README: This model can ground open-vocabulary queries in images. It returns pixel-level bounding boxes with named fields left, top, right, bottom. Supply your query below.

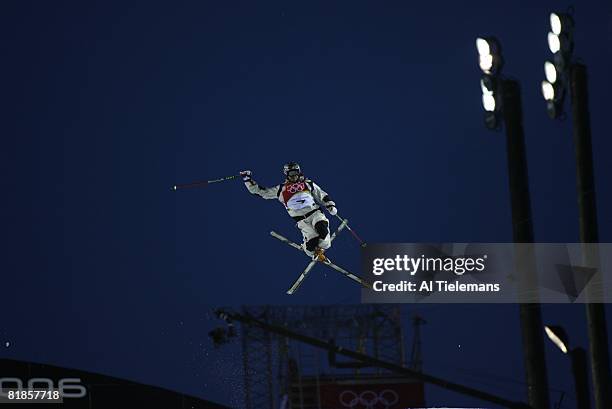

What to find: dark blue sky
left=2, top=1, right=612, bottom=407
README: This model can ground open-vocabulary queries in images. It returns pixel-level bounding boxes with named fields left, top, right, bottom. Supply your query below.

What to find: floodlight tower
left=475, top=36, right=551, bottom=409
left=541, top=11, right=611, bottom=409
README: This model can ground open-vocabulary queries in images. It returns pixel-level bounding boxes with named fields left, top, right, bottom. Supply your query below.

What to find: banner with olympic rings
left=316, top=380, right=425, bottom=409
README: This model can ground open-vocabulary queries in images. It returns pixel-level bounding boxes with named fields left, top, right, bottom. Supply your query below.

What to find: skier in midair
left=240, top=163, right=338, bottom=259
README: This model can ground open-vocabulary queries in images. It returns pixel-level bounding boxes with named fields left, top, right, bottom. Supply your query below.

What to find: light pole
left=476, top=36, right=550, bottom=409
left=545, top=325, right=590, bottom=409
left=541, top=11, right=611, bottom=409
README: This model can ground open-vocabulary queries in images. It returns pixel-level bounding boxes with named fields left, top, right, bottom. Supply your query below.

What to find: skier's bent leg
left=311, top=212, right=331, bottom=250
left=315, top=220, right=329, bottom=239
left=297, top=219, right=318, bottom=257
left=305, top=237, right=320, bottom=252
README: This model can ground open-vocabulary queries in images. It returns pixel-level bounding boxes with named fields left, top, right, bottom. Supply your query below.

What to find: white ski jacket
left=244, top=177, right=336, bottom=219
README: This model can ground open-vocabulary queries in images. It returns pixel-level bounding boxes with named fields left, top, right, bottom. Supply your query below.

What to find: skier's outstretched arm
left=309, top=181, right=338, bottom=215
left=240, top=170, right=280, bottom=200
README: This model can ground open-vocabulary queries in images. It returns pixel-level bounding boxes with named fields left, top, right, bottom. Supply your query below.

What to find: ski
left=320, top=258, right=372, bottom=289
left=286, top=258, right=318, bottom=295
left=270, top=220, right=370, bottom=294
left=270, top=231, right=303, bottom=251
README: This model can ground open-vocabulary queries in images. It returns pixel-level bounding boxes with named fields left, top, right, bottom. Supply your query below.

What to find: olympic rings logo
left=287, top=182, right=305, bottom=194
left=339, top=389, right=399, bottom=409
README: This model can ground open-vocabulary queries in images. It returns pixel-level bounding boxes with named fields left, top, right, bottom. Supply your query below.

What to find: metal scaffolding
left=241, top=306, right=275, bottom=409
left=239, top=305, right=406, bottom=409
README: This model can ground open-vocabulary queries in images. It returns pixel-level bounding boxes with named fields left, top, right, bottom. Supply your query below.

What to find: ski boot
left=313, top=247, right=328, bottom=262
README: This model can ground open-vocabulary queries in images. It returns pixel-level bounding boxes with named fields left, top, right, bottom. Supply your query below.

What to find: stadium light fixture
left=482, top=94, right=496, bottom=112
left=544, top=324, right=591, bottom=409
left=476, top=37, right=503, bottom=75
left=541, top=81, right=555, bottom=101
left=476, top=36, right=503, bottom=130
left=550, top=12, right=574, bottom=36
left=544, top=61, right=557, bottom=84
left=547, top=12, right=575, bottom=57
left=476, top=38, right=490, bottom=56
left=547, top=32, right=561, bottom=54
left=545, top=325, right=569, bottom=354
left=550, top=13, right=562, bottom=35
left=543, top=11, right=575, bottom=119
left=479, top=54, right=494, bottom=73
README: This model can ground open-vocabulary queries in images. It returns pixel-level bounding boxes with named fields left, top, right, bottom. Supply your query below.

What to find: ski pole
left=334, top=214, right=367, bottom=248
left=171, top=175, right=239, bottom=191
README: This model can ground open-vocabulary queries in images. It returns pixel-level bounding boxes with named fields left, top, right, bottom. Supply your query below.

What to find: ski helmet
left=283, top=162, right=301, bottom=181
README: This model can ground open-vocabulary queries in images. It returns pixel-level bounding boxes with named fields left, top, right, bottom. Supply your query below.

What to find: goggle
left=287, top=169, right=300, bottom=177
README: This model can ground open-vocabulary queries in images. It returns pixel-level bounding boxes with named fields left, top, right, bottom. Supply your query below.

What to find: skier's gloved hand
left=240, top=170, right=252, bottom=181
left=323, top=198, right=337, bottom=216
left=326, top=205, right=337, bottom=216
